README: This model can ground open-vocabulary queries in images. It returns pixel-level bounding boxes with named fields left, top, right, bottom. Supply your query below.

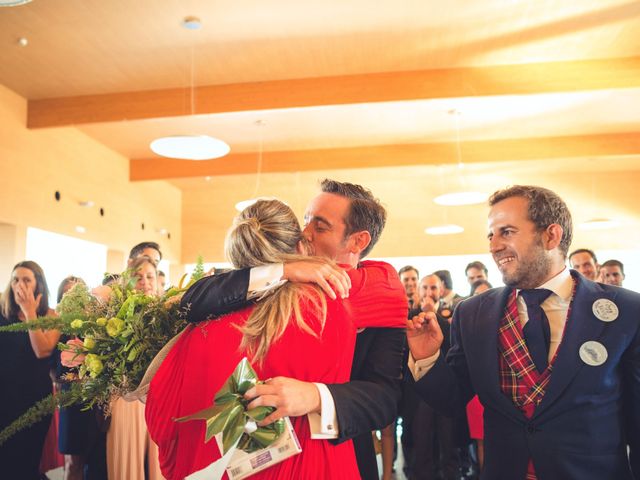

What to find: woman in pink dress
left=146, top=199, right=405, bottom=479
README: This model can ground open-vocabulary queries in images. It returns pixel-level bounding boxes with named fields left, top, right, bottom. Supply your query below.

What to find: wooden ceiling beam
left=29, top=56, right=640, bottom=128
left=129, top=131, right=640, bottom=181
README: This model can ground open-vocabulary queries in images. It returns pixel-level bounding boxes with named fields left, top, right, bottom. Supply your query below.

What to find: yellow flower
left=95, top=317, right=108, bottom=326
left=70, top=319, right=84, bottom=329
left=106, top=317, right=125, bottom=337
left=85, top=354, right=103, bottom=377
left=83, top=337, right=96, bottom=350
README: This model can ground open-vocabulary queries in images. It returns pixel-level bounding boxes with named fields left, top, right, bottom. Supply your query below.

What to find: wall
left=0, top=84, right=182, bottom=284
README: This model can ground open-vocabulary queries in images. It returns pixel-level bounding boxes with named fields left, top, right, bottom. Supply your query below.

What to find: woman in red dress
left=145, top=199, right=404, bottom=479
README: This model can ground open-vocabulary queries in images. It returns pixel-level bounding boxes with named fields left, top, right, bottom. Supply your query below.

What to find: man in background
left=568, top=248, right=598, bottom=281
left=399, top=265, right=421, bottom=311
left=600, top=259, right=625, bottom=287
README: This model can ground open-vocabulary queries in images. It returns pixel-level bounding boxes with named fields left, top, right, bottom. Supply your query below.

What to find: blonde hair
left=225, top=199, right=328, bottom=364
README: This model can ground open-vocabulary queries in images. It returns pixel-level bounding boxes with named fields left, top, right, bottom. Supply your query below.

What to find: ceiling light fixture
left=150, top=17, right=230, bottom=161
left=434, top=191, right=488, bottom=206
left=579, top=218, right=621, bottom=230
left=0, top=0, right=32, bottom=6
left=425, top=224, right=464, bottom=235
left=150, top=135, right=229, bottom=160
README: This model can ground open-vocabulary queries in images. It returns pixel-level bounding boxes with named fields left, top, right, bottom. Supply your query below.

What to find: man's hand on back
left=244, top=377, right=321, bottom=426
left=283, top=260, right=351, bottom=300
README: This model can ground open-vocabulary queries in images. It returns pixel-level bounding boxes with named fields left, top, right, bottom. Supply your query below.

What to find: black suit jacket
left=181, top=268, right=406, bottom=480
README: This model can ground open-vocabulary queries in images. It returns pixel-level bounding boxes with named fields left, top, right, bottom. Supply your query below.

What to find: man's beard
left=501, top=238, right=552, bottom=289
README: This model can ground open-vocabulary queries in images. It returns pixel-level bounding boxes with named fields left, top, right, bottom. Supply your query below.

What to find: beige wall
left=0, top=84, right=182, bottom=284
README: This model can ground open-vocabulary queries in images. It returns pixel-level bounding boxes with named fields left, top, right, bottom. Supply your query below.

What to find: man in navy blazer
left=407, top=185, right=639, bottom=480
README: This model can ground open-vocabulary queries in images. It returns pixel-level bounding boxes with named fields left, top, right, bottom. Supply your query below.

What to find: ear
left=542, top=224, right=563, bottom=251
left=349, top=230, right=372, bottom=255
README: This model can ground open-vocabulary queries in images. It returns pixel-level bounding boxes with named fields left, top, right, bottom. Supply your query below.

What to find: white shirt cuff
left=308, top=383, right=339, bottom=439
left=247, top=264, right=286, bottom=300
left=408, top=350, right=440, bottom=381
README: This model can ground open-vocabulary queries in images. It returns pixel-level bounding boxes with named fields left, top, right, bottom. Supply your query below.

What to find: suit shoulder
left=454, top=287, right=506, bottom=316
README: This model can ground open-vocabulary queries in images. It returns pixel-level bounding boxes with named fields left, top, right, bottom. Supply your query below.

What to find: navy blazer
left=414, top=271, right=640, bottom=480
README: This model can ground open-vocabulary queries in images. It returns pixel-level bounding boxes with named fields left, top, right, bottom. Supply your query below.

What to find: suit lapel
left=533, top=272, right=615, bottom=418
left=474, top=288, right=525, bottom=420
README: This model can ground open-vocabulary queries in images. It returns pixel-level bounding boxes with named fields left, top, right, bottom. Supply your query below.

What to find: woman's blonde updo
left=225, top=199, right=302, bottom=269
left=224, top=199, right=328, bottom=364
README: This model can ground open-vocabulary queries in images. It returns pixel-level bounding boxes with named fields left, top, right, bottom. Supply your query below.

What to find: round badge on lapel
left=579, top=341, right=608, bottom=366
left=592, top=299, right=618, bottom=322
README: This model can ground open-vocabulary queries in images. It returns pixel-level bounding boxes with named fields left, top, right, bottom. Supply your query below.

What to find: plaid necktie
left=520, top=289, right=553, bottom=373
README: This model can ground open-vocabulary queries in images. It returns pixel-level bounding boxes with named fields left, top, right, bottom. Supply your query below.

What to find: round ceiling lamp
left=425, top=224, right=464, bottom=235
left=434, top=191, right=488, bottom=206
left=150, top=135, right=230, bottom=160
left=0, top=0, right=32, bottom=6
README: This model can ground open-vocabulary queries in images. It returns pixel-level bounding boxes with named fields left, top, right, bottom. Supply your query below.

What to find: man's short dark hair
left=601, top=259, right=624, bottom=274
left=465, top=261, right=488, bottom=276
left=489, top=185, right=573, bottom=258
left=320, top=179, right=387, bottom=259
left=569, top=248, right=598, bottom=264
left=399, top=265, right=419, bottom=278
left=433, top=270, right=453, bottom=290
left=129, top=241, right=162, bottom=261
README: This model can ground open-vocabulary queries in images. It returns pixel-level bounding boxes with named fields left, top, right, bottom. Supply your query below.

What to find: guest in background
left=433, top=270, right=462, bottom=319
left=469, top=279, right=492, bottom=297
left=127, top=241, right=162, bottom=267
left=399, top=265, right=420, bottom=310
left=464, top=261, right=488, bottom=287
left=568, top=248, right=599, bottom=281
left=157, top=270, right=167, bottom=294
left=600, top=259, right=625, bottom=287
left=465, top=279, right=493, bottom=473
left=106, top=256, right=164, bottom=480
left=0, top=261, right=59, bottom=480
left=56, top=276, right=107, bottom=480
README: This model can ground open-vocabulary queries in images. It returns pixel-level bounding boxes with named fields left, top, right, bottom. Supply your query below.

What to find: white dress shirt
left=409, top=268, right=573, bottom=381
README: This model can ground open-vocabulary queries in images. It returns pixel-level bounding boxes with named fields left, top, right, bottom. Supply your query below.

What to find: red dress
left=146, top=262, right=407, bottom=480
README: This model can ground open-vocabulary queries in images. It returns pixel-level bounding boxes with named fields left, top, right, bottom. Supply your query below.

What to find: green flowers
left=85, top=354, right=104, bottom=377
left=83, top=337, right=96, bottom=350
left=70, top=319, right=84, bottom=329
left=96, top=317, right=107, bottom=326
left=106, top=317, right=125, bottom=337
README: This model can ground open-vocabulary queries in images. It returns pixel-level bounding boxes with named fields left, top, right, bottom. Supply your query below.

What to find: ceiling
left=1, top=0, right=640, bottom=258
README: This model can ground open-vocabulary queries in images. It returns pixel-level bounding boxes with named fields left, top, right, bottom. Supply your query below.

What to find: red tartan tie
left=520, top=289, right=552, bottom=373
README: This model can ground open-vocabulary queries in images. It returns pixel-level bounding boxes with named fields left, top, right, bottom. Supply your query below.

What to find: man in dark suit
left=406, top=185, right=640, bottom=479
left=181, top=179, right=407, bottom=480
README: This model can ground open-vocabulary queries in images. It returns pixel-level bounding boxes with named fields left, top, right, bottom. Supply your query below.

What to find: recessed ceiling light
left=150, top=135, right=230, bottom=160
left=75, top=226, right=86, bottom=234
left=434, top=192, right=488, bottom=206
left=425, top=224, right=464, bottom=235
left=579, top=218, right=621, bottom=230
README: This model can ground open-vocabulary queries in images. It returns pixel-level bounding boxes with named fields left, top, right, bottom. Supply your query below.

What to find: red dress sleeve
left=344, top=260, right=407, bottom=329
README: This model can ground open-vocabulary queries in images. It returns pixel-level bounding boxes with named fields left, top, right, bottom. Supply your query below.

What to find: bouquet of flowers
left=0, top=264, right=204, bottom=445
